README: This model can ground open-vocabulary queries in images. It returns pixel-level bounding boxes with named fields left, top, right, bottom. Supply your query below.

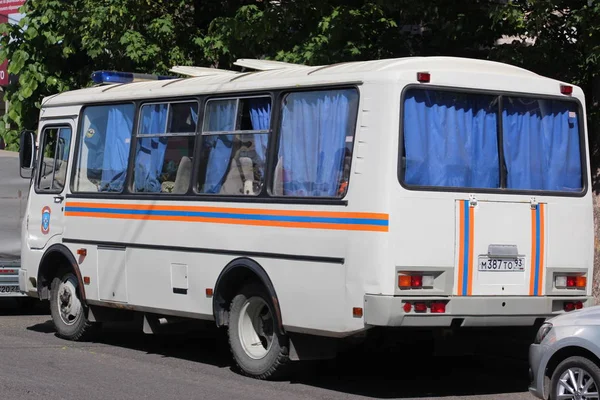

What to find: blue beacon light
left=91, top=70, right=177, bottom=84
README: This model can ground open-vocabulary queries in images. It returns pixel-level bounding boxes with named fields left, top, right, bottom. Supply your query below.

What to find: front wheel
left=49, top=271, right=96, bottom=341
left=550, top=356, right=600, bottom=400
left=227, top=283, right=290, bottom=379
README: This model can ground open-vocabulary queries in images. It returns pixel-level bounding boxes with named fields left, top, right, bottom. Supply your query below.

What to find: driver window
left=36, top=127, right=72, bottom=192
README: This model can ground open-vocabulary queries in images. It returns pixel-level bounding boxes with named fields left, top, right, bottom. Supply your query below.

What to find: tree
left=0, top=0, right=204, bottom=150
left=1, top=0, right=598, bottom=158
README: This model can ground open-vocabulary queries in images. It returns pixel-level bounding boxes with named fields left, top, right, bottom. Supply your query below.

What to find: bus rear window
left=402, top=88, right=583, bottom=193
left=502, top=97, right=582, bottom=192
left=403, top=90, right=499, bottom=189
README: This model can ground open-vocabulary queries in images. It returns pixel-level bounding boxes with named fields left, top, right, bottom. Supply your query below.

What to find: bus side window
left=197, top=97, right=270, bottom=196
left=273, top=89, right=359, bottom=198
left=132, top=101, right=198, bottom=194
left=73, top=104, right=135, bottom=193
left=37, top=127, right=72, bottom=192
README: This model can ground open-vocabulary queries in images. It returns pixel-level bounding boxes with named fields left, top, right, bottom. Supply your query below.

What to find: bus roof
left=41, top=56, right=569, bottom=108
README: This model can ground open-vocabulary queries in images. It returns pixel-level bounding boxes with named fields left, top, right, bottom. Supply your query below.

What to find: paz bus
left=17, top=56, right=593, bottom=379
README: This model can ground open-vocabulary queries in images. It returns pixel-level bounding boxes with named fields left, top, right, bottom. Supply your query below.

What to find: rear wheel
left=49, top=271, right=96, bottom=340
left=550, top=356, right=600, bottom=400
left=227, top=283, right=290, bottom=379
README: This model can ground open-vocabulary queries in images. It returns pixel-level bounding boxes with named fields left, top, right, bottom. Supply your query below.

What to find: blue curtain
left=502, top=98, right=582, bottom=191
left=99, top=104, right=135, bottom=192
left=202, top=100, right=236, bottom=193
left=249, top=98, right=271, bottom=162
left=278, top=89, right=356, bottom=196
left=403, top=90, right=499, bottom=188
left=190, top=105, right=198, bottom=125
left=134, top=104, right=168, bottom=192
left=83, top=108, right=109, bottom=181
left=59, top=128, right=71, bottom=161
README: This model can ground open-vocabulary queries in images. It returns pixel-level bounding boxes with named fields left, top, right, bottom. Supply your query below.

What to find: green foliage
left=0, top=0, right=599, bottom=176
left=0, top=0, right=202, bottom=150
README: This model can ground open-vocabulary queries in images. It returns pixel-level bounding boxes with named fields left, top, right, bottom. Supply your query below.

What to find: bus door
left=455, top=197, right=546, bottom=296
left=27, top=122, right=74, bottom=250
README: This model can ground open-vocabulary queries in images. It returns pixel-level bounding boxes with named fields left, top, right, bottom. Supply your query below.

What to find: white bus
left=18, top=56, right=593, bottom=379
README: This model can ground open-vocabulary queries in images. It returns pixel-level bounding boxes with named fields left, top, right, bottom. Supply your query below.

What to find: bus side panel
left=63, top=205, right=359, bottom=334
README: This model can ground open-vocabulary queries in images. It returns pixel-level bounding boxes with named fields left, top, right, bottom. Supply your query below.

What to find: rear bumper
left=364, top=295, right=594, bottom=327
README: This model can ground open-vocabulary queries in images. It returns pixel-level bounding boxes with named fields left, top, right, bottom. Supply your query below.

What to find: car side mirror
left=19, top=130, right=35, bottom=179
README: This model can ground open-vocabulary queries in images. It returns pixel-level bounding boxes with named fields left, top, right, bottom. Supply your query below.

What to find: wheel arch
left=37, top=243, right=86, bottom=302
left=213, top=257, right=284, bottom=335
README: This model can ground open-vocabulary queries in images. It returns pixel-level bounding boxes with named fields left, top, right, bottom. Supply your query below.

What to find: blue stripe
left=533, top=206, right=540, bottom=296
left=462, top=200, right=469, bottom=296
left=64, top=206, right=389, bottom=227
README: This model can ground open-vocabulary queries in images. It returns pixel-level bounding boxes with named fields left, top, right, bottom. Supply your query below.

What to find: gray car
left=530, top=305, right=600, bottom=400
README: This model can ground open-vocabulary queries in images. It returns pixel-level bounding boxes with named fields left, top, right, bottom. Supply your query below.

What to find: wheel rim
left=237, top=296, right=274, bottom=360
left=57, top=276, right=82, bottom=326
left=557, top=367, right=599, bottom=400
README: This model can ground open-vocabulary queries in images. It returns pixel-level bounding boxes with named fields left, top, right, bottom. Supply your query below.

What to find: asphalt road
left=0, top=298, right=536, bottom=400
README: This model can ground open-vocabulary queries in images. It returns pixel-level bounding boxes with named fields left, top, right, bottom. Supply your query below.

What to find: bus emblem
left=41, top=206, right=51, bottom=234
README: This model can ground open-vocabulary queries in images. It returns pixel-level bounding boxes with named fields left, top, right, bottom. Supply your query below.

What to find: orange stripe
left=529, top=208, right=536, bottom=296
left=538, top=204, right=545, bottom=296
left=64, top=211, right=389, bottom=232
left=65, top=202, right=388, bottom=220
left=457, top=201, right=465, bottom=296
left=467, top=205, right=475, bottom=296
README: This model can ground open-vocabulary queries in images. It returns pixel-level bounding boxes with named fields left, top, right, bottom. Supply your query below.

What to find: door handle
left=53, top=195, right=64, bottom=204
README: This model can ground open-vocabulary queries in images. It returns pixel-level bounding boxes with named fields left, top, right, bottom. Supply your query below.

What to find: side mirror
left=19, top=130, right=35, bottom=179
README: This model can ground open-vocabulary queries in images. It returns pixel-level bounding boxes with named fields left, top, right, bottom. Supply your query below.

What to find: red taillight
left=411, top=275, right=423, bottom=288
left=417, top=72, right=430, bottom=83
left=414, top=302, right=427, bottom=312
left=430, top=302, right=446, bottom=314
left=403, top=302, right=412, bottom=313
left=575, top=301, right=584, bottom=310
left=398, top=273, right=433, bottom=289
left=352, top=307, right=363, bottom=318
left=567, top=276, right=577, bottom=288
left=564, top=302, right=575, bottom=312
left=560, top=84, right=573, bottom=95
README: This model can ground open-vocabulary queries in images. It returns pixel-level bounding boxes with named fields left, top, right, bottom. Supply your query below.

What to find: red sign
left=0, top=0, right=25, bottom=14
left=0, top=1, right=25, bottom=86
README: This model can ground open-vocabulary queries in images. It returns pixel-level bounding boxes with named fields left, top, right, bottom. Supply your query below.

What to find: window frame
left=268, top=86, right=360, bottom=199
left=66, top=83, right=361, bottom=206
left=130, top=99, right=200, bottom=195
left=137, top=100, right=199, bottom=138
left=398, top=84, right=588, bottom=198
left=35, top=125, right=73, bottom=195
left=201, top=95, right=273, bottom=135
left=69, top=101, right=137, bottom=194
left=196, top=94, right=273, bottom=196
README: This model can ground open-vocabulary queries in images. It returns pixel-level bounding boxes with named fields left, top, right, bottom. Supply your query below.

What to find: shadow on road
left=0, top=297, right=49, bottom=316
left=23, top=313, right=535, bottom=399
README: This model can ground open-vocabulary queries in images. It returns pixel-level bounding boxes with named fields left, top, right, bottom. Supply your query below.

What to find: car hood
left=549, top=305, right=600, bottom=327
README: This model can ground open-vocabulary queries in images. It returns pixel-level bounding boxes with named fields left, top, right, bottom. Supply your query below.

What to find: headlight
left=534, top=322, right=553, bottom=344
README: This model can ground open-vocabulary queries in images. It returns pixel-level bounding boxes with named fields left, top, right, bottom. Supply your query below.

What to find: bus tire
left=227, top=283, right=290, bottom=379
left=49, top=271, right=96, bottom=341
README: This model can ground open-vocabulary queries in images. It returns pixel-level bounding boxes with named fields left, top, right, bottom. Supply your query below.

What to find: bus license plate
left=478, top=256, right=525, bottom=271
left=0, top=285, right=19, bottom=293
